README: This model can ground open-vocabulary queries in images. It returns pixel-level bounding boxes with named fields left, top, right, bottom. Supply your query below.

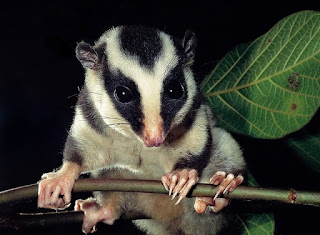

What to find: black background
left=0, top=1, right=319, bottom=234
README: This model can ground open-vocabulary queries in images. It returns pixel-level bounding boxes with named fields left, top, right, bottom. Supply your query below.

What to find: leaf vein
left=236, top=89, right=311, bottom=117
left=254, top=14, right=316, bottom=83
left=271, top=112, right=287, bottom=134
left=232, top=17, right=290, bottom=88
left=217, top=95, right=274, bottom=137
left=293, top=17, right=320, bottom=64
left=290, top=140, right=320, bottom=164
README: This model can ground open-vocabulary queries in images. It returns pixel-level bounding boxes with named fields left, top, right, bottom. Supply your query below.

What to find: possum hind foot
left=75, top=197, right=120, bottom=234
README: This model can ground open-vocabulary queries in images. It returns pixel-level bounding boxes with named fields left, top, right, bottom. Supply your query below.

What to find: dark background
left=0, top=1, right=319, bottom=234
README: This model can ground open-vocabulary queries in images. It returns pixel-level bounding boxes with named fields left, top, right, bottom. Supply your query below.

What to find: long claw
left=172, top=191, right=178, bottom=200
left=229, top=175, right=244, bottom=192
left=162, top=169, right=199, bottom=205
left=223, top=184, right=232, bottom=195
left=169, top=174, right=178, bottom=196
left=175, top=196, right=183, bottom=206
left=210, top=171, right=226, bottom=185
left=163, top=183, right=169, bottom=192
left=161, top=175, right=170, bottom=192
left=213, top=189, right=222, bottom=202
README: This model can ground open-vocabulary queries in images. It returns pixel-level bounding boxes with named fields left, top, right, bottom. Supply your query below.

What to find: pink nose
left=144, top=135, right=165, bottom=147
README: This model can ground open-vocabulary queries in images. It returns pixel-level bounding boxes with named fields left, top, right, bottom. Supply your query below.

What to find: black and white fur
left=38, top=26, right=246, bottom=235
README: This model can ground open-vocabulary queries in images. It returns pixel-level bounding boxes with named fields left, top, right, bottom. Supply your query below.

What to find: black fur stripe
left=173, top=127, right=213, bottom=176
left=63, top=135, right=83, bottom=166
left=102, top=68, right=144, bottom=135
left=119, top=26, right=162, bottom=69
left=183, top=90, right=204, bottom=130
left=77, top=85, right=108, bottom=136
left=161, top=66, right=188, bottom=133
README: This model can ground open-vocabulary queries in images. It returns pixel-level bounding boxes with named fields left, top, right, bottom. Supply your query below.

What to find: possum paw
left=194, top=171, right=243, bottom=214
left=75, top=198, right=118, bottom=234
left=161, top=169, right=199, bottom=205
left=38, top=172, right=74, bottom=210
left=210, top=171, right=244, bottom=200
left=38, top=162, right=81, bottom=210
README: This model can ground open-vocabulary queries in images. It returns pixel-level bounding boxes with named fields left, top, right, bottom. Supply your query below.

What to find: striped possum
left=38, top=26, right=246, bottom=234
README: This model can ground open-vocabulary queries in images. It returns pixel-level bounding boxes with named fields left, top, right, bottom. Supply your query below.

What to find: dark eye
left=165, top=80, right=184, bottom=99
left=114, top=86, right=134, bottom=103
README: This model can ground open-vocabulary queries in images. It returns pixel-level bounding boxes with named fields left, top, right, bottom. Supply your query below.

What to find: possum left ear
left=76, top=41, right=100, bottom=70
left=182, top=30, right=197, bottom=61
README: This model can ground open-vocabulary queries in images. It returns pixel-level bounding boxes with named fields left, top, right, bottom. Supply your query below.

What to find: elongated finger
left=61, top=186, right=72, bottom=206
left=212, top=174, right=234, bottom=201
left=50, top=185, right=62, bottom=205
left=219, top=174, right=235, bottom=190
left=161, top=175, right=170, bottom=191
left=171, top=169, right=188, bottom=199
left=209, top=171, right=226, bottom=185
left=228, top=175, right=244, bottom=192
left=44, top=183, right=55, bottom=206
left=175, top=177, right=197, bottom=205
left=169, top=174, right=179, bottom=196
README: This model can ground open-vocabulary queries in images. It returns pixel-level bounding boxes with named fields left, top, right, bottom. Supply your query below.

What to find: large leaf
left=201, top=10, right=320, bottom=139
left=287, top=125, right=320, bottom=173
left=236, top=172, right=275, bottom=235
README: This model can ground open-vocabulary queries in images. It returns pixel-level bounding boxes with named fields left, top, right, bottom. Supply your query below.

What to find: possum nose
left=144, top=134, right=165, bottom=147
left=142, top=117, right=165, bottom=147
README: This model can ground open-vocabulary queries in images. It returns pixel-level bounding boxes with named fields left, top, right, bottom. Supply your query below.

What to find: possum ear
left=76, top=42, right=100, bottom=70
left=182, top=30, right=197, bottom=61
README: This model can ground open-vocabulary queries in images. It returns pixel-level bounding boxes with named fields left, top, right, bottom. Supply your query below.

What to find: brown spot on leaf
left=288, top=73, right=299, bottom=91
left=291, top=103, right=297, bottom=110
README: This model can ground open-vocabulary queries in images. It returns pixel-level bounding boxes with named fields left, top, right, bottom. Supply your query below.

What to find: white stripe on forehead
left=99, top=27, right=179, bottom=86
left=98, top=27, right=179, bottom=115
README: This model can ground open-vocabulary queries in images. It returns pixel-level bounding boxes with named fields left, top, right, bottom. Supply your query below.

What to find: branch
left=1, top=178, right=320, bottom=206
left=1, top=178, right=320, bottom=230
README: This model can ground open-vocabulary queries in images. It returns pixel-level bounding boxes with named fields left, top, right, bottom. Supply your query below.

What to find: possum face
left=76, top=26, right=198, bottom=147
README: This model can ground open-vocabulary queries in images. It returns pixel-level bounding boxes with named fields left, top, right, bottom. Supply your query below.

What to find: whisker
left=74, top=113, right=127, bottom=121
left=87, top=91, right=103, bottom=96
left=100, top=116, right=126, bottom=120
left=107, top=122, right=130, bottom=126
left=68, top=93, right=78, bottom=99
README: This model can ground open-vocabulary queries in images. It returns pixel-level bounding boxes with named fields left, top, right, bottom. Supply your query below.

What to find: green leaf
left=236, top=213, right=275, bottom=235
left=201, top=10, right=320, bottom=139
left=236, top=172, right=275, bottom=235
left=287, top=124, right=320, bottom=173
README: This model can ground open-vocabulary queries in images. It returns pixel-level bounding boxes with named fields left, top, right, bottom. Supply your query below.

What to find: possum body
left=38, top=26, right=246, bottom=235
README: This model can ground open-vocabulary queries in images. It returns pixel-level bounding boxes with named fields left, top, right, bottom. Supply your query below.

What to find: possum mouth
left=143, top=131, right=165, bottom=147
left=142, top=117, right=166, bottom=147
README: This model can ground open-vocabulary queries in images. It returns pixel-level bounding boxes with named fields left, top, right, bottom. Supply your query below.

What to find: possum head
left=76, top=26, right=198, bottom=147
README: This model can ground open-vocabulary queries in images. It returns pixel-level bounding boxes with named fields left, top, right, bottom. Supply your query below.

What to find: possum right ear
left=76, top=42, right=100, bottom=70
